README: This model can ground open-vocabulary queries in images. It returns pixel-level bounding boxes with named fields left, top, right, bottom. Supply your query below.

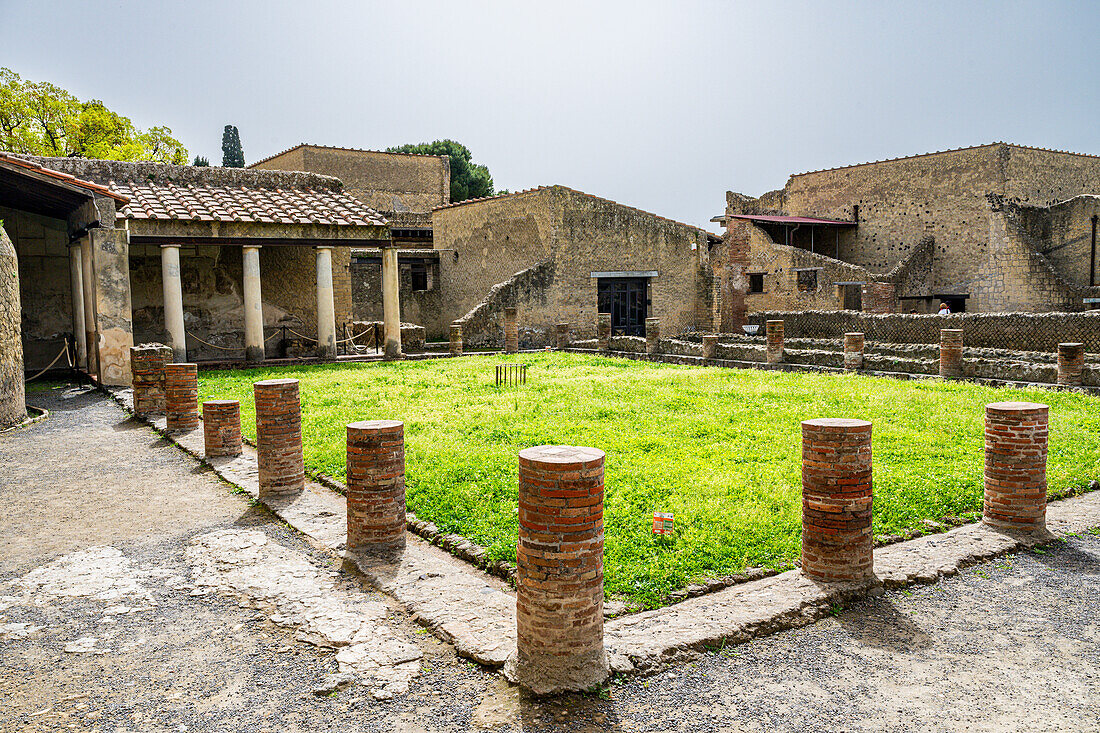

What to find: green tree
left=221, top=124, right=244, bottom=168
left=385, top=139, right=494, bottom=202
left=193, top=155, right=210, bottom=166
left=0, top=67, right=187, bottom=163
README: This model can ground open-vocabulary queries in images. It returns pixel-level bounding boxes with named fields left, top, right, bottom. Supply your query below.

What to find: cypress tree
left=221, top=125, right=244, bottom=168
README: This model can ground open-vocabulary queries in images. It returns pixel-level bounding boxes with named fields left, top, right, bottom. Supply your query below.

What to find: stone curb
left=0, top=404, right=49, bottom=435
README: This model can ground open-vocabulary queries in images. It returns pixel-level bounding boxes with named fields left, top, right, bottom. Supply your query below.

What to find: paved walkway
left=2, top=385, right=1099, bottom=731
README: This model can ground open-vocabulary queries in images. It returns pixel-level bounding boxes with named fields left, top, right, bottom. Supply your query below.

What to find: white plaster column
left=315, top=246, right=337, bottom=360
left=161, top=244, right=186, bottom=362
left=68, top=243, right=87, bottom=368
left=79, top=235, right=97, bottom=375
left=242, top=245, right=265, bottom=363
left=381, top=245, right=402, bottom=360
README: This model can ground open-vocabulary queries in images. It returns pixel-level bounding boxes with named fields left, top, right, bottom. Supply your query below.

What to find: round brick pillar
left=702, top=334, right=718, bottom=360
left=939, top=329, right=964, bottom=378
left=164, top=363, right=199, bottom=433
left=130, top=343, right=172, bottom=416
left=766, top=320, right=784, bottom=364
left=449, top=322, right=463, bottom=356
left=346, top=420, right=407, bottom=551
left=844, top=332, right=865, bottom=370
left=645, top=317, right=660, bottom=355
left=203, top=399, right=242, bottom=457
left=504, top=307, right=519, bottom=354
left=555, top=323, right=571, bottom=350
left=983, top=402, right=1048, bottom=533
left=1057, top=343, right=1085, bottom=387
left=254, top=378, right=305, bottom=500
left=800, top=418, right=874, bottom=583
left=596, top=313, right=611, bottom=352
left=504, top=445, right=608, bottom=695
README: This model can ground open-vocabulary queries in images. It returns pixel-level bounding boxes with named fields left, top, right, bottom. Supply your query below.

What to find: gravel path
left=2, top=385, right=1098, bottom=731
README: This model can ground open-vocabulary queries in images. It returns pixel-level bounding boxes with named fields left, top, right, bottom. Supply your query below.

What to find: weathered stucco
left=0, top=225, right=26, bottom=428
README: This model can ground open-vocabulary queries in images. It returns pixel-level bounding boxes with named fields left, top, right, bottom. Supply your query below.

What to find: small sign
left=652, top=512, right=674, bottom=536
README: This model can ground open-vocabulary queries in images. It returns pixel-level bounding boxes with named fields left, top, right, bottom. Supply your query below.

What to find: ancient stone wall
left=0, top=226, right=26, bottom=429
left=432, top=186, right=710, bottom=344
left=746, top=310, right=1100, bottom=352
left=1, top=208, right=73, bottom=371
left=350, top=253, right=443, bottom=337
left=251, top=145, right=450, bottom=214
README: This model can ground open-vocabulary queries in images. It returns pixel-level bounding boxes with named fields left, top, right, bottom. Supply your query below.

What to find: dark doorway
left=597, top=277, right=648, bottom=336
left=937, top=294, right=968, bottom=313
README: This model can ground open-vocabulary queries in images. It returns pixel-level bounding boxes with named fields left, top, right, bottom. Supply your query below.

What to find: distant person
left=938, top=302, right=951, bottom=315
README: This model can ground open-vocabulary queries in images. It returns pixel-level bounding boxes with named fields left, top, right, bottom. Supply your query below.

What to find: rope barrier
left=25, top=342, right=72, bottom=383
left=185, top=331, right=242, bottom=352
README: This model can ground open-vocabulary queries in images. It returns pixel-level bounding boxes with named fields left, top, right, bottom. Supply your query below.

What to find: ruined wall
left=432, top=186, right=709, bottom=343
left=251, top=145, right=450, bottom=214
left=971, top=195, right=1097, bottom=312
left=0, top=225, right=26, bottom=428
left=771, top=144, right=1100, bottom=309
left=1, top=208, right=72, bottom=371
left=433, top=189, right=558, bottom=334
left=746, top=310, right=1100, bottom=352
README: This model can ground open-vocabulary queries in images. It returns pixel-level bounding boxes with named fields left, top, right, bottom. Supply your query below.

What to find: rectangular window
left=748, top=273, right=765, bottom=294
left=410, top=262, right=430, bottom=292
left=796, top=269, right=818, bottom=292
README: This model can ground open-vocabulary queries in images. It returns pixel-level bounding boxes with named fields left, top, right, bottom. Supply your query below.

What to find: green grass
left=198, top=353, right=1100, bottom=608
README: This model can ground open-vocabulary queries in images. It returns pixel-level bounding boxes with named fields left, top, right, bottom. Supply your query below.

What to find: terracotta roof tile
left=0, top=152, right=129, bottom=204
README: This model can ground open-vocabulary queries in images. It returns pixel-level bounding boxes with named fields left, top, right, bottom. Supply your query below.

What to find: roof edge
left=249, top=142, right=450, bottom=169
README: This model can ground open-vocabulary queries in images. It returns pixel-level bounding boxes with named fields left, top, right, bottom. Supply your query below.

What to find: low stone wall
left=348, top=321, right=425, bottom=352
left=456, top=260, right=555, bottom=349
left=746, top=311, right=1100, bottom=353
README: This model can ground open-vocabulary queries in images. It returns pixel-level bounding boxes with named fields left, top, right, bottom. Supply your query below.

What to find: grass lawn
left=198, top=353, right=1100, bottom=608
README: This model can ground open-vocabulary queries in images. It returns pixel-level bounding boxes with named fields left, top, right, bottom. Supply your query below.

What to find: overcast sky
left=3, top=1, right=1098, bottom=230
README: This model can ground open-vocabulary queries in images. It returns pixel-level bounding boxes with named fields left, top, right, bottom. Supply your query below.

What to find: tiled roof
left=249, top=143, right=448, bottom=168
left=112, top=180, right=387, bottom=226
left=0, top=152, right=129, bottom=204
left=792, top=142, right=1100, bottom=177
left=19, top=156, right=387, bottom=227
left=432, top=185, right=718, bottom=237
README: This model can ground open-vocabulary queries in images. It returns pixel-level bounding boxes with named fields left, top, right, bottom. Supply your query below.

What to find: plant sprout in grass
left=198, top=352, right=1100, bottom=609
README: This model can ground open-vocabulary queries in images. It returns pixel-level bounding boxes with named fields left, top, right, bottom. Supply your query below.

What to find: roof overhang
left=0, top=153, right=128, bottom=221
left=725, top=213, right=856, bottom=227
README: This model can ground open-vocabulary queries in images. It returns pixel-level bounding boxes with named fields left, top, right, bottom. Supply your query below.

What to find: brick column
left=702, top=334, right=718, bottom=360
left=346, top=420, right=407, bottom=551
left=164, top=363, right=199, bottom=433
left=203, top=400, right=242, bottom=457
left=645, top=317, right=660, bottom=355
left=130, top=344, right=172, bottom=416
left=504, top=307, right=519, bottom=354
left=1057, top=343, right=1085, bottom=387
left=555, top=323, right=571, bottom=350
left=449, top=322, right=463, bottom=356
left=766, top=320, right=784, bottom=364
left=254, top=378, right=305, bottom=500
left=800, top=418, right=874, bottom=583
left=504, top=445, right=608, bottom=695
left=596, top=313, right=611, bottom=353
left=939, top=329, right=963, bottom=378
left=843, top=332, right=864, bottom=370
left=983, top=402, right=1048, bottom=533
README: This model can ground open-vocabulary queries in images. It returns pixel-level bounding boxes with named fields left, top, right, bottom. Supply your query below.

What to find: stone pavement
left=108, top=384, right=1100, bottom=675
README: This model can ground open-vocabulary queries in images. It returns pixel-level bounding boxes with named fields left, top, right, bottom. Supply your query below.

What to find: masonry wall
left=769, top=144, right=1100, bottom=310
left=432, top=186, right=709, bottom=344
left=252, top=146, right=449, bottom=214
left=350, top=255, right=443, bottom=333
left=0, top=226, right=26, bottom=428
left=1, top=208, right=73, bottom=371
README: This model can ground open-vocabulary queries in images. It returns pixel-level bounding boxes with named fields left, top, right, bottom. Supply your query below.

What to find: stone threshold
left=103, top=385, right=1100, bottom=678
left=564, top=348, right=1100, bottom=395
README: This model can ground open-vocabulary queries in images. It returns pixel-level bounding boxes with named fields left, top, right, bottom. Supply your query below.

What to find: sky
left=3, top=0, right=1099, bottom=231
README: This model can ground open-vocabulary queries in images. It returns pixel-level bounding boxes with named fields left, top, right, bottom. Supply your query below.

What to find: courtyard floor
left=198, top=353, right=1100, bottom=608
left=2, top=386, right=1099, bottom=731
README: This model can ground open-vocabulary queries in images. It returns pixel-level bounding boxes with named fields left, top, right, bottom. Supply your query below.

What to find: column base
left=316, top=345, right=336, bottom=361
left=245, top=345, right=265, bottom=363
left=503, top=647, right=609, bottom=696
left=383, top=342, right=403, bottom=361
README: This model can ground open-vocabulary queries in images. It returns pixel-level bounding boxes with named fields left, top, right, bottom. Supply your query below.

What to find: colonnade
left=68, top=241, right=404, bottom=369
